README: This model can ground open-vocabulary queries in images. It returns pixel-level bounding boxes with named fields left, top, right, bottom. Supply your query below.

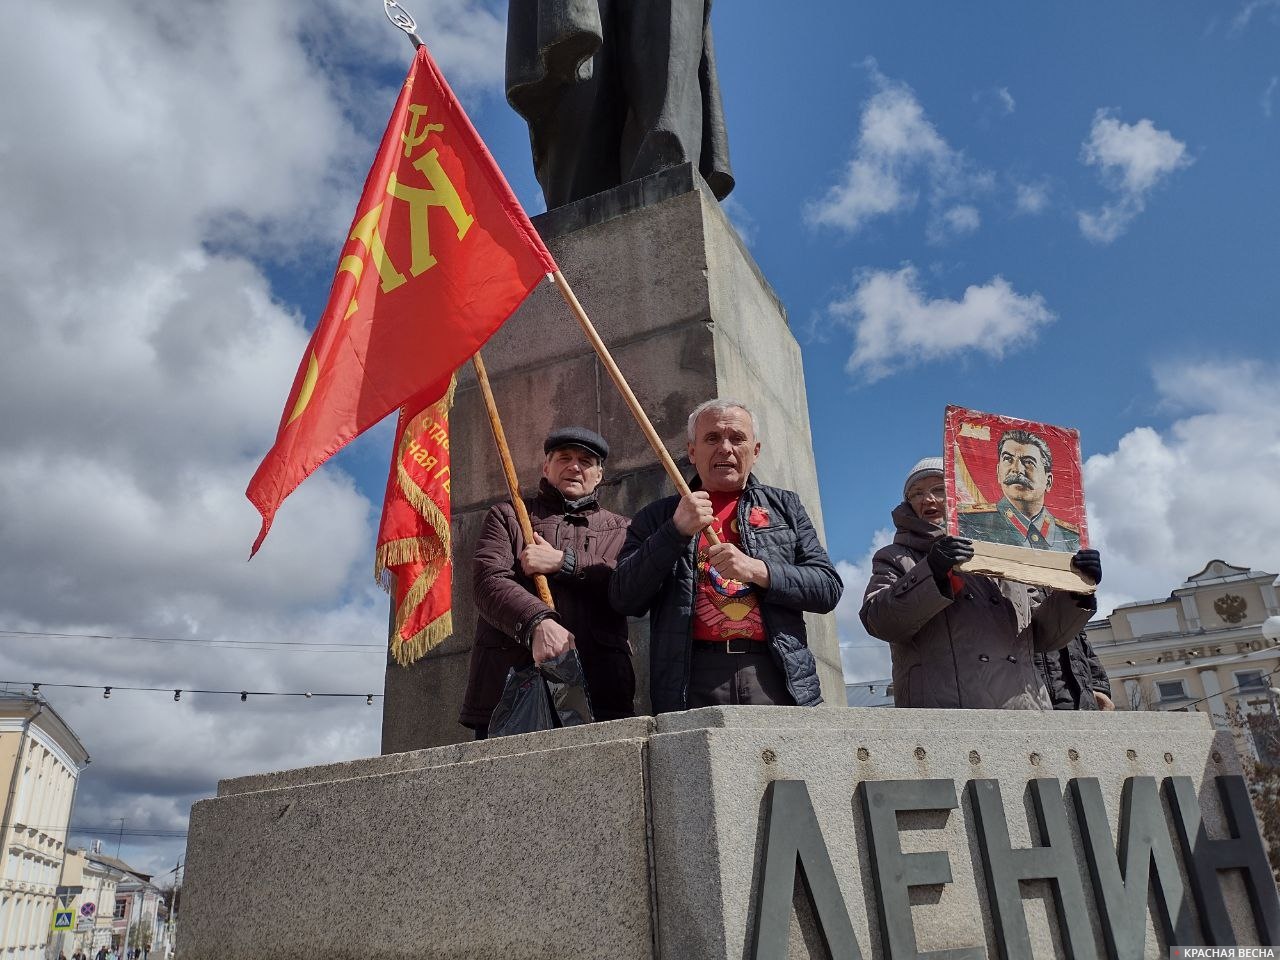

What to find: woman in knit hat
left=858, top=457, right=1100, bottom=709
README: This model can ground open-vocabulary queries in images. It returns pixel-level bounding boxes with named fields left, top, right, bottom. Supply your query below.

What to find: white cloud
left=827, top=264, right=1055, bottom=382
left=1077, top=110, right=1192, bottom=244
left=0, top=0, right=505, bottom=875
left=1014, top=180, right=1051, bottom=215
left=834, top=529, right=896, bottom=684
left=1085, top=360, right=1280, bottom=617
left=1077, top=205, right=1136, bottom=245
left=973, top=86, right=1016, bottom=119
left=720, top=195, right=758, bottom=247
left=807, top=65, right=990, bottom=240
left=1231, top=0, right=1280, bottom=33
left=1082, top=112, right=1191, bottom=195
left=928, top=204, right=981, bottom=243
left=1263, top=76, right=1278, bottom=118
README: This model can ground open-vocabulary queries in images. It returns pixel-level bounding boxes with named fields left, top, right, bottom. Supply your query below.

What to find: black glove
left=926, top=536, right=974, bottom=581
left=1071, top=548, right=1102, bottom=586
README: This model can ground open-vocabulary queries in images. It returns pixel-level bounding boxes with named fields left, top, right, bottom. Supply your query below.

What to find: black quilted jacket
left=1035, top=632, right=1111, bottom=710
left=609, top=475, right=842, bottom=713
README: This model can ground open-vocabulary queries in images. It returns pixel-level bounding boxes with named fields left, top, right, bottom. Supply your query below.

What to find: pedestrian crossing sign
left=51, top=910, right=73, bottom=931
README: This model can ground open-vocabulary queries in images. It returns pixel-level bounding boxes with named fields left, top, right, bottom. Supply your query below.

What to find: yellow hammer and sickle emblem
left=403, top=104, right=444, bottom=158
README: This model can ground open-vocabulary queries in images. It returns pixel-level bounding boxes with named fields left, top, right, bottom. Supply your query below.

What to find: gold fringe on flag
left=377, top=537, right=452, bottom=665
left=375, top=378, right=456, bottom=666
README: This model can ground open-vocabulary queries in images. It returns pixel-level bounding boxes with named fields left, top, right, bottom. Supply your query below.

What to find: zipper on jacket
left=681, top=533, right=698, bottom=708
left=739, top=488, right=800, bottom=704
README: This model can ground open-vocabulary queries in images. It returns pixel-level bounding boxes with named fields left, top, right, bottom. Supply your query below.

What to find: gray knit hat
left=903, top=457, right=944, bottom=499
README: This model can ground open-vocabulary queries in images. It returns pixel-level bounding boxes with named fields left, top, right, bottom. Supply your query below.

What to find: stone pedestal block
left=181, top=707, right=1280, bottom=959
left=382, top=166, right=842, bottom=753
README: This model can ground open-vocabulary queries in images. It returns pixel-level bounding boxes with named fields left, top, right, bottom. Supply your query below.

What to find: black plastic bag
left=489, top=664, right=554, bottom=737
left=541, top=648, right=594, bottom=727
left=488, top=650, right=594, bottom=738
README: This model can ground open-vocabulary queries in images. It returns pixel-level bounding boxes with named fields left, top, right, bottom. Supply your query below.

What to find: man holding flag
left=246, top=12, right=751, bottom=707
left=461, top=427, right=635, bottom=738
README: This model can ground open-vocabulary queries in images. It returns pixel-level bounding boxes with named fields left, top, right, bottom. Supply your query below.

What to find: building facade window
left=1157, top=679, right=1189, bottom=702
left=1235, top=670, right=1268, bottom=691
left=1233, top=671, right=1275, bottom=715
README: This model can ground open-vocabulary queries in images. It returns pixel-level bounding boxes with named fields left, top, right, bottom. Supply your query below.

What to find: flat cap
left=544, top=426, right=609, bottom=462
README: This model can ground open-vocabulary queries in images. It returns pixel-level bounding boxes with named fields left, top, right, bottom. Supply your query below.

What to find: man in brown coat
left=460, top=426, right=634, bottom=737
left=860, top=457, right=1101, bottom=710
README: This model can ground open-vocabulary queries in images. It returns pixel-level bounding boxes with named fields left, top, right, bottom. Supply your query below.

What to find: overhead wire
left=0, top=626, right=894, bottom=652
left=3, top=680, right=379, bottom=703
left=0, top=627, right=382, bottom=652
left=9, top=822, right=188, bottom=836
left=1179, top=670, right=1278, bottom=712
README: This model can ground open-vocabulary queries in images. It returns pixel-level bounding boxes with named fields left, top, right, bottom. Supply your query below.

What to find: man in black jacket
left=610, top=399, right=842, bottom=713
left=1035, top=630, right=1115, bottom=710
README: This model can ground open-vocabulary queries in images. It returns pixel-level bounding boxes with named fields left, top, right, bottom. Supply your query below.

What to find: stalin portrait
left=957, top=428, right=1081, bottom=551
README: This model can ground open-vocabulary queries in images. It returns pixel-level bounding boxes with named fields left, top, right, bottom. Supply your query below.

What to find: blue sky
left=2, top=0, right=1278, bottom=875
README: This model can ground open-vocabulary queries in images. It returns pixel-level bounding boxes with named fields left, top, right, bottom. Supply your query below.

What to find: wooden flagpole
left=471, top=353, right=555, bottom=608
left=549, top=270, right=721, bottom=546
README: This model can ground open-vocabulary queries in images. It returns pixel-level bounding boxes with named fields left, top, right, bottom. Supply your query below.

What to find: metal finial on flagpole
left=384, top=0, right=423, bottom=48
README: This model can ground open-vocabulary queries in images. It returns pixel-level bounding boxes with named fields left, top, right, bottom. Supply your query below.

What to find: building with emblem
left=0, top=691, right=90, bottom=959
left=1085, top=560, right=1280, bottom=755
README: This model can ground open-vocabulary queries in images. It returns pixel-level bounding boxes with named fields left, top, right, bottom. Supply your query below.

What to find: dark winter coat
left=609, top=475, right=842, bottom=714
left=460, top=480, right=634, bottom=727
left=860, top=503, right=1096, bottom=710
left=1035, top=631, right=1111, bottom=710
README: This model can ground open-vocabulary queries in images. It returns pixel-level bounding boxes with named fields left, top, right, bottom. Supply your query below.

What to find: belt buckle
left=724, top=639, right=748, bottom=654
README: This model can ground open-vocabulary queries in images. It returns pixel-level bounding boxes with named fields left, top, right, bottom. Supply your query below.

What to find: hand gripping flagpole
left=470, top=353, right=556, bottom=609
left=547, top=271, right=721, bottom=546
left=385, top=1, right=556, bottom=610
left=383, top=2, right=718, bottom=549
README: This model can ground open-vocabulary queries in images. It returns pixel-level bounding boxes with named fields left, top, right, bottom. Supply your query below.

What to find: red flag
left=376, top=381, right=455, bottom=665
left=247, top=44, right=556, bottom=554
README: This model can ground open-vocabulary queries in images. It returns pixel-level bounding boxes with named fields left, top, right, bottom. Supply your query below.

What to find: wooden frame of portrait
left=943, top=404, right=1095, bottom=594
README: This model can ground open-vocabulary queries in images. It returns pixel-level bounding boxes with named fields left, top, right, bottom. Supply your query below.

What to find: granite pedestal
left=180, top=707, right=1280, bottom=959
left=381, top=166, right=842, bottom=753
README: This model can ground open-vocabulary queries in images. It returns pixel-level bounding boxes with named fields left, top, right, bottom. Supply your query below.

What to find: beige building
left=0, top=692, right=90, bottom=959
left=1086, top=561, right=1280, bottom=742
